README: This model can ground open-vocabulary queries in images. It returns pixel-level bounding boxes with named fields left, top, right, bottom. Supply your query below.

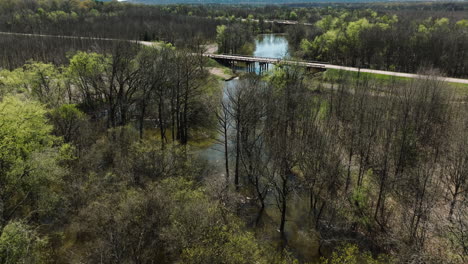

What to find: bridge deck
left=204, top=54, right=327, bottom=69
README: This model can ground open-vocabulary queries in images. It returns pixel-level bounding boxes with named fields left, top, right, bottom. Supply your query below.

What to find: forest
left=0, top=0, right=467, bottom=263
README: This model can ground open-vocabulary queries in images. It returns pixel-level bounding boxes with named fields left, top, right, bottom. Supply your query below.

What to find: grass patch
left=205, top=58, right=222, bottom=68
left=322, top=69, right=468, bottom=96
left=448, top=83, right=468, bottom=98
left=142, top=127, right=217, bottom=150
left=323, top=68, right=409, bottom=83
left=187, top=129, right=218, bottom=149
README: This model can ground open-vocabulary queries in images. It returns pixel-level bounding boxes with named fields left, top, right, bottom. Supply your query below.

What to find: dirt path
left=204, top=44, right=218, bottom=54
left=207, top=67, right=234, bottom=80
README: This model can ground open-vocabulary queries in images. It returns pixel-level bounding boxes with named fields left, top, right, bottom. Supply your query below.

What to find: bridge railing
left=205, top=53, right=281, bottom=61
left=205, top=53, right=329, bottom=65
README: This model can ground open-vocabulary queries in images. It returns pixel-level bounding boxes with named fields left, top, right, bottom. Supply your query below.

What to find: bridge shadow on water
left=225, top=61, right=273, bottom=75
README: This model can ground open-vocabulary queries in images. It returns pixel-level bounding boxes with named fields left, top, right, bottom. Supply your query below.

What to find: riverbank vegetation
left=0, top=0, right=467, bottom=263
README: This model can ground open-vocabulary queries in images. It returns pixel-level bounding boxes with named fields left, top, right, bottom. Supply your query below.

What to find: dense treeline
left=0, top=34, right=125, bottom=70
left=295, top=11, right=468, bottom=78
left=139, top=2, right=468, bottom=22
left=0, top=0, right=220, bottom=45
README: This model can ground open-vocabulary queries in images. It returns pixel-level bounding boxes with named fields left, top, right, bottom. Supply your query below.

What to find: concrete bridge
left=240, top=18, right=313, bottom=27
left=204, top=53, right=327, bottom=73
left=264, top=19, right=314, bottom=26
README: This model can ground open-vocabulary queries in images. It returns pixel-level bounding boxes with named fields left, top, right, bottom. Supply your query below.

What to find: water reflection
left=254, top=34, right=289, bottom=59
left=229, top=33, right=289, bottom=74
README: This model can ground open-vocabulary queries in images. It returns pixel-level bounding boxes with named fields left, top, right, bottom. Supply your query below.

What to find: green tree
left=0, top=221, right=48, bottom=264
left=24, top=62, right=68, bottom=107
left=0, top=69, right=28, bottom=97
left=0, top=96, right=63, bottom=235
left=181, top=227, right=265, bottom=264
left=289, top=11, right=298, bottom=20
left=49, top=104, right=87, bottom=143
left=321, top=244, right=394, bottom=264
left=67, top=46, right=141, bottom=128
left=216, top=25, right=228, bottom=53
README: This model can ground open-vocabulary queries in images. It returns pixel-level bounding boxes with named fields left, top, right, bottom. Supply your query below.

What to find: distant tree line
left=295, top=12, right=468, bottom=77
left=139, top=2, right=468, bottom=24
left=0, top=34, right=122, bottom=70
left=0, top=0, right=221, bottom=46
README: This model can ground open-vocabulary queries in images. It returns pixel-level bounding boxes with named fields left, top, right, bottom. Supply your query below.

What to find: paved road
left=324, top=64, right=468, bottom=85
left=0, top=31, right=155, bottom=46
left=240, top=18, right=313, bottom=26
left=2, top=31, right=467, bottom=85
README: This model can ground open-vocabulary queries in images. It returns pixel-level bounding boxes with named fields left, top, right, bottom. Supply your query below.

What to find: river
left=201, top=34, right=323, bottom=262
left=200, top=33, right=289, bottom=165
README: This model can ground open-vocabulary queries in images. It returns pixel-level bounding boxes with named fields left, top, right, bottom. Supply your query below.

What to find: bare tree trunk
left=235, top=121, right=241, bottom=191
left=158, top=95, right=166, bottom=149
left=279, top=172, right=288, bottom=241
left=224, top=125, right=230, bottom=184
left=139, top=102, right=146, bottom=140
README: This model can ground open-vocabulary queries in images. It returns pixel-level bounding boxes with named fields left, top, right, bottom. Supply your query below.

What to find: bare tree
left=443, top=103, right=468, bottom=218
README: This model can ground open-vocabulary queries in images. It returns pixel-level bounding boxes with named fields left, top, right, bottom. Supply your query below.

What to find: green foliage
left=0, top=62, right=68, bottom=106
left=289, top=11, right=298, bottom=20
left=346, top=18, right=372, bottom=43
left=216, top=25, right=227, bottom=53
left=49, top=104, right=86, bottom=142
left=307, top=29, right=340, bottom=58
left=0, top=96, right=54, bottom=165
left=181, top=226, right=265, bottom=264
left=321, top=244, right=394, bottom=264
left=0, top=221, right=48, bottom=264
left=67, top=51, right=108, bottom=79
left=0, top=69, right=28, bottom=96
left=51, top=104, right=85, bottom=121
left=350, top=185, right=372, bottom=227
left=238, top=42, right=255, bottom=55
left=0, top=95, right=66, bottom=232
left=316, top=15, right=340, bottom=31
left=456, top=19, right=468, bottom=29
left=75, top=174, right=282, bottom=263
left=165, top=178, right=296, bottom=264
left=216, top=24, right=254, bottom=54
left=23, top=62, right=67, bottom=107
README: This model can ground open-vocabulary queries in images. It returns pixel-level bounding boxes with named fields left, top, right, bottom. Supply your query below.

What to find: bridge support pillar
left=259, top=62, right=269, bottom=74
left=246, top=62, right=255, bottom=73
